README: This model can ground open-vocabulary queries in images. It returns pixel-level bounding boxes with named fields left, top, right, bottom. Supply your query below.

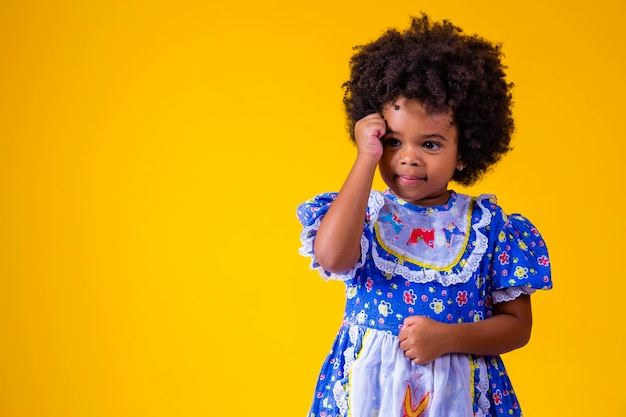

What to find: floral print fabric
left=297, top=190, right=552, bottom=417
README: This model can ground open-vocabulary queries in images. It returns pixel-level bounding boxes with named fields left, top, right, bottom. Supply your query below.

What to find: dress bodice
left=297, top=190, right=552, bottom=336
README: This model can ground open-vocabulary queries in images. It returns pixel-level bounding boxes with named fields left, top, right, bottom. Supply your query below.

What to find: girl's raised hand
left=354, top=113, right=386, bottom=160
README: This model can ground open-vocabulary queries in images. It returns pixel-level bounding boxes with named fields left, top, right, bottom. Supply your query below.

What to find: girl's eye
left=423, top=141, right=441, bottom=150
left=382, top=138, right=401, bottom=147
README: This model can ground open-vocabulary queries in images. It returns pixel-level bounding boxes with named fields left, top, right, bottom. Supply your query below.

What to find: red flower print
left=537, top=255, right=550, bottom=266
left=421, top=295, right=428, bottom=302
left=498, top=251, right=510, bottom=265
left=366, top=278, right=374, bottom=292
left=493, top=390, right=503, bottom=405
left=404, top=289, right=417, bottom=305
left=456, top=290, right=468, bottom=306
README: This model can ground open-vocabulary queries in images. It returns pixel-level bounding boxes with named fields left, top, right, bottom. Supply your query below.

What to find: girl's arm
left=313, top=114, right=386, bottom=274
left=398, top=295, right=532, bottom=365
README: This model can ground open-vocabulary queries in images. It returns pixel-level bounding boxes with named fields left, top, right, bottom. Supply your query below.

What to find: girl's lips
left=397, top=175, right=425, bottom=183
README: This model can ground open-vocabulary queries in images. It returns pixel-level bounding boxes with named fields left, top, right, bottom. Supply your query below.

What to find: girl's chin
left=389, top=188, right=451, bottom=207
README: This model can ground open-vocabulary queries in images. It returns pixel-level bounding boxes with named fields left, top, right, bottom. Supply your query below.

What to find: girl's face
left=379, top=97, right=462, bottom=207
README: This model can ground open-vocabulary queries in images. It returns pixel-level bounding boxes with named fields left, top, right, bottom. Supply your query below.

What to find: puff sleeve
left=488, top=205, right=553, bottom=303
left=296, top=191, right=384, bottom=281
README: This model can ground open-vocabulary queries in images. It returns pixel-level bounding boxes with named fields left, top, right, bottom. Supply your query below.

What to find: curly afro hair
left=343, top=13, right=514, bottom=186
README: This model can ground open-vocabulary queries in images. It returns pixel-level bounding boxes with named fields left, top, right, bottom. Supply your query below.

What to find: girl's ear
left=456, top=159, right=465, bottom=171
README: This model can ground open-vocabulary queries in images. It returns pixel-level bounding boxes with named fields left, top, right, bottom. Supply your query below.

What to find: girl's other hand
left=398, top=315, right=447, bottom=365
left=354, top=113, right=386, bottom=160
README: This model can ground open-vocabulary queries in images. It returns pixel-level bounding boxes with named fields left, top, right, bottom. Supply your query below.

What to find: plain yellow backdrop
left=0, top=0, right=624, bottom=416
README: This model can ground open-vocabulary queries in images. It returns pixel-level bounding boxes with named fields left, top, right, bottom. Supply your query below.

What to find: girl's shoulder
left=472, top=194, right=549, bottom=249
left=296, top=190, right=385, bottom=227
left=473, top=194, right=537, bottom=227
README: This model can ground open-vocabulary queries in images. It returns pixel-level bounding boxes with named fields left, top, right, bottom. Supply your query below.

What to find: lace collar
left=371, top=190, right=491, bottom=286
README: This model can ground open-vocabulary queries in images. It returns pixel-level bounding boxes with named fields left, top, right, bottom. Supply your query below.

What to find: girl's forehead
left=383, top=97, right=455, bottom=127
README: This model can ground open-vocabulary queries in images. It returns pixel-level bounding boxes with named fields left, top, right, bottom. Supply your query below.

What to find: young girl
left=296, top=14, right=552, bottom=417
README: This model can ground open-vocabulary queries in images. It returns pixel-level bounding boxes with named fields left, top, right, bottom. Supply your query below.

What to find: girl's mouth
left=397, top=175, right=425, bottom=184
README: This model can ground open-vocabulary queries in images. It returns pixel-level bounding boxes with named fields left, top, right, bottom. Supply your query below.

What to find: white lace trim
left=366, top=191, right=386, bottom=224
left=370, top=195, right=493, bottom=286
left=298, top=191, right=384, bottom=281
left=343, top=327, right=358, bottom=382
left=333, top=380, right=348, bottom=416
left=474, top=357, right=490, bottom=417
left=332, top=325, right=362, bottom=417
left=492, top=286, right=536, bottom=303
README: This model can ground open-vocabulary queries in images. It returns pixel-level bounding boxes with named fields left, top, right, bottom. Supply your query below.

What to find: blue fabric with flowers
left=297, top=190, right=552, bottom=417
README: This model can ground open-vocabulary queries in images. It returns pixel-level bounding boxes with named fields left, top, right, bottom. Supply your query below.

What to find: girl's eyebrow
left=422, top=133, right=449, bottom=141
left=384, top=128, right=450, bottom=141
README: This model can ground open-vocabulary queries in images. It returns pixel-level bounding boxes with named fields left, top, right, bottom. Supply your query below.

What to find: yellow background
left=0, top=0, right=624, bottom=416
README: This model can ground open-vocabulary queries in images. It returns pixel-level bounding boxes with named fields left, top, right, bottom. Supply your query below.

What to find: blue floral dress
left=297, top=190, right=552, bottom=417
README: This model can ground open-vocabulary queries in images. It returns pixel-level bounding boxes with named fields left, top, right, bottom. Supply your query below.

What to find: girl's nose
left=399, top=147, right=421, bottom=166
